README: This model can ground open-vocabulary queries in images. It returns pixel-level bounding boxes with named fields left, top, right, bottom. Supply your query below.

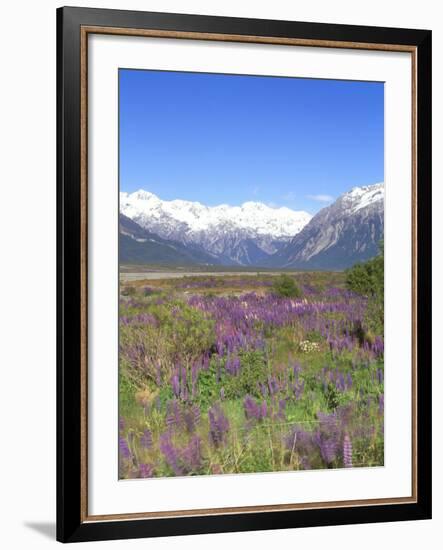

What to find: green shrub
left=305, top=330, right=323, bottom=343
left=119, top=299, right=215, bottom=388
left=195, top=361, right=220, bottom=408
left=121, top=285, right=137, bottom=296
left=222, top=350, right=268, bottom=399
left=272, top=275, right=302, bottom=298
left=346, top=241, right=384, bottom=334
left=345, top=241, right=384, bottom=298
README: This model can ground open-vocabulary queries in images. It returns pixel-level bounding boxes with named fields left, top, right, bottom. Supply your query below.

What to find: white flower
left=299, top=340, right=320, bottom=353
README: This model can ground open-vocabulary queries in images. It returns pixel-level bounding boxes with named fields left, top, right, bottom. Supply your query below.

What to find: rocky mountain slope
left=269, top=183, right=384, bottom=269
left=120, top=190, right=311, bottom=266
left=120, top=184, right=384, bottom=269
left=119, top=214, right=221, bottom=266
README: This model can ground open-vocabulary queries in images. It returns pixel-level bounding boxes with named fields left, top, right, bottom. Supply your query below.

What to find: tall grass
left=119, top=272, right=384, bottom=479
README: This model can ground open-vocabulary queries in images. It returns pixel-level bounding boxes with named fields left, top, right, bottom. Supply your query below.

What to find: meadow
left=119, top=270, right=384, bottom=479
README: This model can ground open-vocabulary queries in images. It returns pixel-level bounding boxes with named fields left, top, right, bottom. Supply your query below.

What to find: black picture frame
left=57, top=6, right=432, bottom=543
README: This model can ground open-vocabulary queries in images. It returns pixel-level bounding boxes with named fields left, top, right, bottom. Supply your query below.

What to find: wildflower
left=343, top=434, right=353, bottom=468
left=159, top=432, right=182, bottom=475
left=139, top=463, right=154, bottom=478
left=119, top=437, right=131, bottom=460
left=140, top=429, right=152, bottom=449
left=208, top=404, right=230, bottom=447
left=299, top=340, right=320, bottom=353
left=181, top=435, right=203, bottom=471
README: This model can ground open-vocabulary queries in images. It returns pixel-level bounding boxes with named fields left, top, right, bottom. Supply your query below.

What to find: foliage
left=118, top=270, right=384, bottom=479
left=121, top=285, right=136, bottom=296
left=345, top=241, right=384, bottom=298
left=345, top=241, right=384, bottom=334
left=272, top=274, right=302, bottom=298
left=119, top=298, right=214, bottom=387
left=222, top=351, right=269, bottom=399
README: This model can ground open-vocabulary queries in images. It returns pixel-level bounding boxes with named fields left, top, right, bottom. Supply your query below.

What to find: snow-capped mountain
left=270, top=183, right=384, bottom=269
left=120, top=214, right=221, bottom=266
left=120, top=190, right=312, bottom=266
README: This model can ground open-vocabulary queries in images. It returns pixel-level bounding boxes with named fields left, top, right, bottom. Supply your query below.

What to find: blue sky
left=119, top=69, right=383, bottom=214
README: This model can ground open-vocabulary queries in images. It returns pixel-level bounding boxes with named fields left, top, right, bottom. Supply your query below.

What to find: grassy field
left=118, top=271, right=384, bottom=479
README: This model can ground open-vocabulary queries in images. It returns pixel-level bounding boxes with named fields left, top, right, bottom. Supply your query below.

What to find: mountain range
left=120, top=214, right=222, bottom=266
left=120, top=183, right=384, bottom=269
left=269, top=183, right=384, bottom=269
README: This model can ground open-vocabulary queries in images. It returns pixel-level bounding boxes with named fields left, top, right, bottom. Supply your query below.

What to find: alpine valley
left=120, top=183, right=384, bottom=270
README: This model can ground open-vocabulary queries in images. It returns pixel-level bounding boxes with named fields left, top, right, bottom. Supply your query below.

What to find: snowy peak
left=120, top=183, right=384, bottom=268
left=271, top=182, right=384, bottom=269
left=340, top=182, right=384, bottom=214
left=120, top=189, right=311, bottom=239
left=120, top=189, right=312, bottom=266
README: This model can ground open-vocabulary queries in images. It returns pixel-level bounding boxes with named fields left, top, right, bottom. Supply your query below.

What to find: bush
left=119, top=299, right=215, bottom=388
left=224, top=350, right=269, bottom=398
left=272, top=275, right=302, bottom=298
left=346, top=241, right=384, bottom=334
left=197, top=351, right=269, bottom=404
left=345, top=241, right=384, bottom=298
left=121, top=285, right=137, bottom=296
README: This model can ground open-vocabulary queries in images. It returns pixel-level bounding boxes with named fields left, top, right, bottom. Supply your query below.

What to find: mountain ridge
left=120, top=183, right=384, bottom=269
left=270, top=183, right=384, bottom=269
left=120, top=190, right=311, bottom=265
left=119, top=213, right=221, bottom=266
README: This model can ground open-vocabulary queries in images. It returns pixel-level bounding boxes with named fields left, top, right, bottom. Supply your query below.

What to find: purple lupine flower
left=314, top=432, right=338, bottom=465
left=372, top=336, right=384, bottom=357
left=191, top=362, right=199, bottom=396
left=346, top=372, right=353, bottom=389
left=159, top=432, right=182, bottom=476
left=300, top=456, right=312, bottom=470
left=285, top=427, right=316, bottom=468
left=267, top=375, right=279, bottom=396
left=139, top=463, right=154, bottom=478
left=155, top=362, right=162, bottom=386
left=244, top=395, right=260, bottom=420
left=277, top=398, right=286, bottom=420
left=169, top=364, right=188, bottom=402
left=201, top=352, right=210, bottom=370
left=119, top=417, right=125, bottom=432
left=231, top=355, right=240, bottom=375
left=140, top=429, right=152, bottom=449
left=343, top=434, right=353, bottom=468
left=379, top=393, right=384, bottom=414
left=293, top=362, right=302, bottom=378
left=208, top=404, right=230, bottom=447
left=377, top=368, right=384, bottom=385
left=166, top=399, right=182, bottom=429
left=171, top=374, right=180, bottom=398
left=119, top=437, right=131, bottom=460
left=182, top=405, right=199, bottom=433
left=293, top=380, right=305, bottom=399
left=315, top=411, right=341, bottom=465
left=193, top=404, right=201, bottom=426
left=181, top=435, right=203, bottom=472
left=261, top=400, right=268, bottom=419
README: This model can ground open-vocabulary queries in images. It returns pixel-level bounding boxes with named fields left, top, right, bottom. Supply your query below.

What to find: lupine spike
left=343, top=434, right=353, bottom=468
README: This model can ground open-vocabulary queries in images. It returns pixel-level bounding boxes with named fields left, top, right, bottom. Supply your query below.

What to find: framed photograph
left=57, top=6, right=432, bottom=543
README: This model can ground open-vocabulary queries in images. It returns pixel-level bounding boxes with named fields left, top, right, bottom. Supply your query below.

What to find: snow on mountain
left=121, top=190, right=311, bottom=238
left=341, top=183, right=384, bottom=214
left=270, top=182, right=384, bottom=270
left=120, top=189, right=312, bottom=266
left=119, top=213, right=221, bottom=266
left=120, top=184, right=384, bottom=268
